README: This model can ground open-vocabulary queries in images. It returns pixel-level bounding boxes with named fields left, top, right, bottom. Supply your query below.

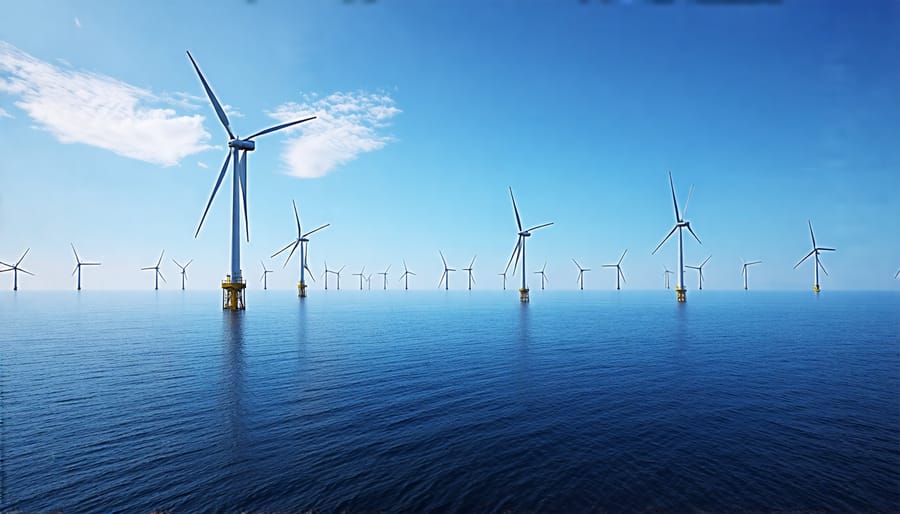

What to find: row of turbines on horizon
left=5, top=52, right=894, bottom=305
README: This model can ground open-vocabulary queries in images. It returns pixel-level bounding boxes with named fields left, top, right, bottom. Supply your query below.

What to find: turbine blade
left=511, top=238, right=522, bottom=274
left=818, top=247, right=836, bottom=252
left=186, top=51, right=234, bottom=140
left=302, top=224, right=330, bottom=238
left=817, top=259, right=829, bottom=276
left=509, top=187, right=523, bottom=231
left=794, top=250, right=815, bottom=269
left=20, top=268, right=35, bottom=276
left=439, top=270, right=446, bottom=288
left=700, top=255, right=711, bottom=267
left=682, top=184, right=694, bottom=219
left=71, top=243, right=81, bottom=264
left=440, top=250, right=447, bottom=268
left=195, top=151, right=232, bottom=237
left=409, top=271, right=416, bottom=275
left=239, top=151, right=249, bottom=242
left=338, top=266, right=345, bottom=273
left=245, top=116, right=316, bottom=140
left=272, top=239, right=299, bottom=258
left=619, top=268, right=626, bottom=284
left=572, top=258, right=581, bottom=269
left=305, top=265, right=316, bottom=282
left=618, top=249, right=627, bottom=265
left=385, top=264, right=392, bottom=274
left=16, top=248, right=29, bottom=267
left=141, top=266, right=155, bottom=270
left=652, top=226, right=678, bottom=255
left=469, top=256, right=476, bottom=268
left=808, top=220, right=817, bottom=248
left=292, top=199, right=302, bottom=236
left=525, top=222, right=553, bottom=232
left=158, top=271, right=167, bottom=283
left=504, top=239, right=520, bottom=274
left=173, top=259, right=182, bottom=269
left=156, top=250, right=165, bottom=268
left=186, top=259, right=193, bottom=268
left=73, top=264, right=79, bottom=276
left=748, top=261, right=761, bottom=265
left=281, top=241, right=300, bottom=268
left=687, top=225, right=702, bottom=245
left=668, top=171, right=681, bottom=222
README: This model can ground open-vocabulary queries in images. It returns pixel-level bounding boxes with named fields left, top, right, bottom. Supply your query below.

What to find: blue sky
left=1, top=0, right=898, bottom=291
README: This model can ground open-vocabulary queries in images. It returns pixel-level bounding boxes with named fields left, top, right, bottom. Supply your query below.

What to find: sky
left=1, top=0, right=898, bottom=291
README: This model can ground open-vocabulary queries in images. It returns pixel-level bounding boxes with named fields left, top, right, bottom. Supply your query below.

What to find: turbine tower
left=741, top=259, right=761, bottom=290
left=323, top=261, right=332, bottom=290
left=438, top=251, right=456, bottom=290
left=399, top=260, right=415, bottom=290
left=271, top=200, right=328, bottom=298
left=378, top=264, right=391, bottom=290
left=463, top=256, right=476, bottom=290
left=141, top=250, right=167, bottom=290
left=187, top=51, right=316, bottom=310
left=173, top=259, right=193, bottom=290
left=602, top=250, right=627, bottom=290
left=260, top=260, right=273, bottom=290
left=794, top=220, right=835, bottom=292
left=652, top=172, right=701, bottom=302
left=353, top=266, right=366, bottom=291
left=533, top=262, right=550, bottom=290
left=504, top=187, right=553, bottom=302
left=573, top=259, right=590, bottom=290
left=685, top=255, right=711, bottom=290
left=0, top=249, right=34, bottom=291
left=71, top=243, right=100, bottom=291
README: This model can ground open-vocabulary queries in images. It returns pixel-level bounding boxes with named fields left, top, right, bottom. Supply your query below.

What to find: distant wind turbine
left=463, top=256, right=476, bottom=290
left=740, top=259, right=761, bottom=290
left=504, top=187, right=553, bottom=302
left=141, top=250, right=167, bottom=290
left=664, top=266, right=673, bottom=289
left=602, top=250, right=627, bottom=290
left=399, top=260, right=416, bottom=290
left=498, top=270, right=507, bottom=290
left=534, top=262, right=550, bottom=290
left=438, top=251, right=455, bottom=290
left=573, top=259, right=590, bottom=290
left=686, top=255, right=711, bottom=290
left=353, top=266, right=366, bottom=291
left=652, top=172, right=701, bottom=302
left=173, top=258, right=193, bottom=290
left=0, top=248, right=34, bottom=291
left=270, top=199, right=328, bottom=298
left=260, top=260, right=273, bottom=290
left=187, top=50, right=316, bottom=310
left=71, top=243, right=100, bottom=291
left=895, top=270, right=900, bottom=279
left=794, top=220, right=835, bottom=293
left=366, top=273, right=372, bottom=291
left=331, top=265, right=346, bottom=290
left=378, top=264, right=391, bottom=290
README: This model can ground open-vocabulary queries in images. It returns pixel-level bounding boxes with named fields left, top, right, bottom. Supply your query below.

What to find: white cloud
left=268, top=91, right=400, bottom=178
left=0, top=106, right=12, bottom=118
left=0, top=41, right=212, bottom=166
left=197, top=161, right=208, bottom=168
left=74, top=17, right=81, bottom=29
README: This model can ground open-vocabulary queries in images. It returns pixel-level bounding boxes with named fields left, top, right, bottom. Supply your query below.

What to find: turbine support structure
left=222, top=274, right=246, bottom=310
left=519, top=287, right=530, bottom=303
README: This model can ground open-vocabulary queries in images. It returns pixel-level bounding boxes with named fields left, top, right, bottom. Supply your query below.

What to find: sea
left=1, top=290, right=898, bottom=513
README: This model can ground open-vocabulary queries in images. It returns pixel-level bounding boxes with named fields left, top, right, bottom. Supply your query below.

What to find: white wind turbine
left=534, top=262, right=550, bottom=290
left=740, top=259, right=761, bottom=290
left=498, top=270, right=507, bottom=290
left=652, top=172, right=701, bottom=302
left=794, top=220, right=835, bottom=293
left=399, top=260, right=416, bottom=290
left=463, top=256, right=476, bottom=290
left=173, top=258, right=193, bottom=290
left=504, top=187, right=553, bottom=302
left=438, top=251, right=455, bottom=290
left=378, top=264, right=392, bottom=290
left=71, top=243, right=100, bottom=291
left=270, top=200, right=328, bottom=298
left=602, top=250, right=627, bottom=290
left=141, top=250, right=167, bottom=290
left=685, top=255, right=711, bottom=290
left=573, top=259, right=590, bottom=290
left=0, top=249, right=34, bottom=291
left=353, top=266, right=366, bottom=291
left=260, top=260, right=273, bottom=290
left=187, top=51, right=316, bottom=310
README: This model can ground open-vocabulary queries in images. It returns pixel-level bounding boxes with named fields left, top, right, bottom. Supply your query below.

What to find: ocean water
left=1, top=290, right=898, bottom=512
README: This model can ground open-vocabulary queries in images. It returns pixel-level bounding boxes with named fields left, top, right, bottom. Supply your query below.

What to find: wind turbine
left=504, top=187, right=553, bottom=302
left=462, top=256, right=476, bottom=290
left=378, top=264, right=392, bottom=290
left=366, top=273, right=373, bottom=291
left=664, top=266, right=673, bottom=289
left=794, top=220, right=835, bottom=292
left=498, top=271, right=507, bottom=290
left=323, top=261, right=333, bottom=290
left=740, top=259, right=761, bottom=290
left=353, top=266, right=366, bottom=291
left=685, top=255, right=711, bottom=290
left=172, top=259, right=193, bottom=290
left=71, top=243, right=100, bottom=291
left=573, top=259, right=590, bottom=290
left=533, top=262, right=550, bottom=290
left=186, top=50, right=316, bottom=310
left=0, top=249, right=34, bottom=291
left=438, top=251, right=455, bottom=290
left=270, top=200, right=328, bottom=298
left=141, top=250, right=167, bottom=290
left=260, top=260, right=273, bottom=290
left=399, top=260, right=415, bottom=290
left=652, top=172, right=701, bottom=302
left=602, top=250, right=627, bottom=290
left=895, top=270, right=900, bottom=279
left=331, top=265, right=346, bottom=290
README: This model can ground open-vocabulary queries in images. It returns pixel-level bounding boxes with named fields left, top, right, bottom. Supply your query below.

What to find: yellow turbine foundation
left=298, top=281, right=307, bottom=298
left=519, top=288, right=530, bottom=303
left=814, top=284, right=820, bottom=293
left=221, top=275, right=246, bottom=310
left=676, top=286, right=687, bottom=303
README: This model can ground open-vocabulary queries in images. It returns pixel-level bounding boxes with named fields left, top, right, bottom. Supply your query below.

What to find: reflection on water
left=221, top=313, right=247, bottom=466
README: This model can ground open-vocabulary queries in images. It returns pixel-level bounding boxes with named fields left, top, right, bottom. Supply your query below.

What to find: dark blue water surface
left=2, top=290, right=898, bottom=512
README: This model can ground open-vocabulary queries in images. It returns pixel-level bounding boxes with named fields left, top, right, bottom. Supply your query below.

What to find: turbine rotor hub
left=519, top=231, right=531, bottom=237
left=229, top=139, right=256, bottom=151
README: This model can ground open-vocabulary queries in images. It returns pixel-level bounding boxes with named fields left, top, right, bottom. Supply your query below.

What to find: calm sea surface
left=1, top=290, right=898, bottom=512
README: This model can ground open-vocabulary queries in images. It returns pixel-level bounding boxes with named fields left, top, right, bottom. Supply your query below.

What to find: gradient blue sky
left=1, top=0, right=898, bottom=291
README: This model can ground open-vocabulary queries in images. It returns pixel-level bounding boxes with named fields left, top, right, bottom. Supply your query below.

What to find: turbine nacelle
left=228, top=139, right=256, bottom=151
left=518, top=231, right=531, bottom=237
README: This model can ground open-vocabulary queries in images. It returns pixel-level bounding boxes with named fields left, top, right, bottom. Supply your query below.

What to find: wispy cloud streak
left=268, top=91, right=400, bottom=178
left=0, top=41, right=211, bottom=166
